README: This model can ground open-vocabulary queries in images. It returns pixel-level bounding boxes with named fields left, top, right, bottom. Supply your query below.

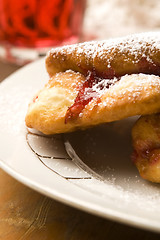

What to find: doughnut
left=132, top=113, right=160, bottom=183
left=25, top=32, right=160, bottom=135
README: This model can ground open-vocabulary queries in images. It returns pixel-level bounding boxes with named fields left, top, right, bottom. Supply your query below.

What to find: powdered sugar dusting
left=98, top=73, right=160, bottom=109
left=96, top=32, right=160, bottom=66
left=70, top=177, right=160, bottom=215
left=92, top=77, right=118, bottom=96
left=47, top=32, right=160, bottom=79
left=0, top=85, right=32, bottom=135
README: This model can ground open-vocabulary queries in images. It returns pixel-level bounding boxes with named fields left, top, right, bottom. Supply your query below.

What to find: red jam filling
left=65, top=70, right=117, bottom=123
left=65, top=57, right=160, bottom=123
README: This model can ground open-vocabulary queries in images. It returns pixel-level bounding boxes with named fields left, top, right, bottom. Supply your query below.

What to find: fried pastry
left=132, top=113, right=160, bottom=183
left=26, top=70, right=85, bottom=134
left=46, top=32, right=160, bottom=78
left=25, top=32, right=160, bottom=135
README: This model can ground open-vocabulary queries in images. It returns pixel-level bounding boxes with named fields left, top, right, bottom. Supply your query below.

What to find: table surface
left=0, top=60, right=160, bottom=240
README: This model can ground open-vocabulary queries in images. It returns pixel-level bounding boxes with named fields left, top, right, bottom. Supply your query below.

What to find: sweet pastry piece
left=26, top=70, right=86, bottom=134
left=132, top=114, right=160, bottom=183
left=46, top=32, right=160, bottom=78
left=25, top=32, right=160, bottom=135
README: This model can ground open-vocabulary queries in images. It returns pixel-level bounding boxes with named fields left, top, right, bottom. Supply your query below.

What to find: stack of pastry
left=25, top=32, right=160, bottom=183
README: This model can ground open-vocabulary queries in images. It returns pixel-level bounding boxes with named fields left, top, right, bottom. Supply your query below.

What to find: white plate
left=0, top=58, right=160, bottom=233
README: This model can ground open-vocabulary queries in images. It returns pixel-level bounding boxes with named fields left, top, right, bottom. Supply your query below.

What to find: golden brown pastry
left=25, top=32, right=160, bottom=135
left=26, top=70, right=85, bottom=134
left=132, top=113, right=160, bottom=183
left=46, top=32, right=160, bottom=78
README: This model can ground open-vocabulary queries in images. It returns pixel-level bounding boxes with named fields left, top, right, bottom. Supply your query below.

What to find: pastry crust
left=132, top=113, right=160, bottom=183
left=25, top=32, right=160, bottom=135
left=25, top=73, right=160, bottom=134
left=25, top=70, right=85, bottom=134
left=46, top=32, right=160, bottom=78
